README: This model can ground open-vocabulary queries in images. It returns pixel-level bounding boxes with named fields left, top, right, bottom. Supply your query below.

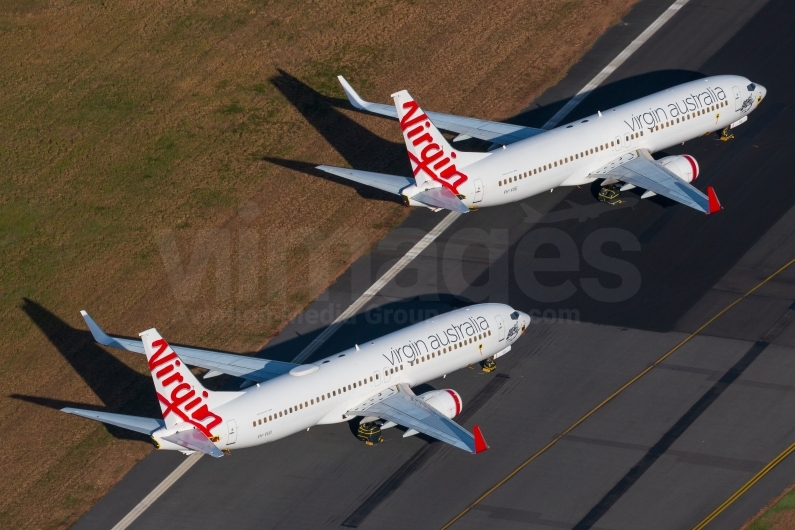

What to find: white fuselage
left=196, top=303, right=528, bottom=451
left=454, top=75, right=765, bottom=208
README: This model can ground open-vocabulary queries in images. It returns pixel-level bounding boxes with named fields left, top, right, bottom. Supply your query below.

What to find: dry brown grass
left=0, top=0, right=635, bottom=527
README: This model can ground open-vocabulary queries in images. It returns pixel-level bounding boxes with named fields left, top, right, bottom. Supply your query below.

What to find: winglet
left=80, top=310, right=114, bottom=346
left=338, top=76, right=369, bottom=111
left=473, top=425, right=489, bottom=454
left=707, top=186, right=722, bottom=214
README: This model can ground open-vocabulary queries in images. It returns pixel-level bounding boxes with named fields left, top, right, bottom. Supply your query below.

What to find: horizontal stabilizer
left=163, top=429, right=224, bottom=458
left=315, top=166, right=414, bottom=195
left=412, top=187, right=470, bottom=213
left=61, top=408, right=165, bottom=435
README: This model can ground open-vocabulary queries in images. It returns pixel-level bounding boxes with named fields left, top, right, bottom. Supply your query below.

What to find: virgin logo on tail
left=400, top=101, right=468, bottom=194
left=149, top=339, right=222, bottom=437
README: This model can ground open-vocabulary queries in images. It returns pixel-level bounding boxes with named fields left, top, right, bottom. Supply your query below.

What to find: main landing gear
left=481, top=356, right=497, bottom=373
left=719, top=127, right=735, bottom=141
left=598, top=184, right=622, bottom=205
left=357, top=422, right=384, bottom=445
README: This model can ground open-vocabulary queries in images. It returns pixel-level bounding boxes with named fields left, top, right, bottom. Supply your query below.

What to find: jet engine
left=658, top=154, right=699, bottom=183
left=418, top=389, right=462, bottom=419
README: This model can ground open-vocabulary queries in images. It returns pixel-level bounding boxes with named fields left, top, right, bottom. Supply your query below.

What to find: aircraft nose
left=520, top=311, right=531, bottom=331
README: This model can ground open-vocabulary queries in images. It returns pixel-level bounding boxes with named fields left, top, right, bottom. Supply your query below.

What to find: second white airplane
left=63, top=304, right=529, bottom=457
left=318, top=75, right=766, bottom=214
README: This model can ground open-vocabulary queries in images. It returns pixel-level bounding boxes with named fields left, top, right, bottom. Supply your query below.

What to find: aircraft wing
left=348, top=384, right=488, bottom=454
left=162, top=428, right=224, bottom=458
left=80, top=311, right=298, bottom=382
left=338, top=76, right=545, bottom=145
left=593, top=149, right=721, bottom=214
left=61, top=408, right=165, bottom=435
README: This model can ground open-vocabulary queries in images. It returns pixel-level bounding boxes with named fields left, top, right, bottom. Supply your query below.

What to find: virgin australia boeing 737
left=317, top=75, right=766, bottom=214
left=62, top=304, right=529, bottom=457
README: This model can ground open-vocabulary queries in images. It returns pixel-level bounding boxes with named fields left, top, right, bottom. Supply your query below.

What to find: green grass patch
left=746, top=483, right=795, bottom=530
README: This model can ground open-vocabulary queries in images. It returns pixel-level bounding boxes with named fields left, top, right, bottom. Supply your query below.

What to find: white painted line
left=110, top=452, right=202, bottom=530
left=108, top=1, right=688, bottom=526
left=543, top=0, right=690, bottom=129
left=291, top=210, right=462, bottom=364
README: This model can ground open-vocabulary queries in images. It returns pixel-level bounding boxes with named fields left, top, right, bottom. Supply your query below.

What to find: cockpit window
left=747, top=83, right=756, bottom=91
left=510, top=311, right=520, bottom=320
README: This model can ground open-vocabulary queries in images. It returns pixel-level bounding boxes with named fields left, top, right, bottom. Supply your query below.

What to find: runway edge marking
left=110, top=452, right=202, bottom=530
left=106, top=200, right=464, bottom=530
left=441, top=256, right=795, bottom=530
left=543, top=0, right=690, bottom=130
left=291, top=209, right=462, bottom=364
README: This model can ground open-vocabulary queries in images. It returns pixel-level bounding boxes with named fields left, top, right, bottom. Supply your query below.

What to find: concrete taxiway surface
left=73, top=0, right=795, bottom=528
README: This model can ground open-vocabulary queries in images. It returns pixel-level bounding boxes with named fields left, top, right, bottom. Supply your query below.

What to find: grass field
left=0, top=0, right=635, bottom=527
left=742, top=481, right=795, bottom=530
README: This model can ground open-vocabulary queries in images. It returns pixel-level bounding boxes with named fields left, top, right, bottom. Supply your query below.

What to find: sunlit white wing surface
left=61, top=408, right=165, bottom=435
left=592, top=149, right=712, bottom=213
left=162, top=428, right=224, bottom=458
left=315, top=166, right=414, bottom=195
left=348, top=385, right=486, bottom=453
left=80, top=311, right=298, bottom=382
left=338, top=76, right=545, bottom=145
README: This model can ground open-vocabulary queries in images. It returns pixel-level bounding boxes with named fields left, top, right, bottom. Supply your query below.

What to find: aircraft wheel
left=481, top=357, right=497, bottom=373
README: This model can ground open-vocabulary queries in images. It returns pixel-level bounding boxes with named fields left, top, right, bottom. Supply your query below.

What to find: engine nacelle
left=418, top=389, right=462, bottom=419
left=658, top=154, right=699, bottom=183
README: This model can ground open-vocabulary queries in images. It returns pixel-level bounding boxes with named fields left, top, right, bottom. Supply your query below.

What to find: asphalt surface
left=69, top=0, right=795, bottom=528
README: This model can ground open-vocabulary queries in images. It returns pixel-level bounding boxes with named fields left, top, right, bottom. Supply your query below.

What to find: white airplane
left=317, top=75, right=767, bottom=214
left=62, top=304, right=529, bottom=457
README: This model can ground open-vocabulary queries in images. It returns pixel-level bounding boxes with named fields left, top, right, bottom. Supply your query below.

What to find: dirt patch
left=740, top=479, right=795, bottom=530
left=0, top=0, right=635, bottom=527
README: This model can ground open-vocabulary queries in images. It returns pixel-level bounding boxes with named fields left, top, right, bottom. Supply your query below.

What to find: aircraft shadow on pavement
left=258, top=295, right=475, bottom=364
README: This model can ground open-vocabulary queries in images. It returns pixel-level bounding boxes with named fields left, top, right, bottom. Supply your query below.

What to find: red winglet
left=473, top=425, right=489, bottom=454
left=707, top=186, right=722, bottom=214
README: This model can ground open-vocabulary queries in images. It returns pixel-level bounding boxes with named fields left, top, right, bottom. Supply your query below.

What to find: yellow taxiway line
left=692, top=440, right=795, bottom=529
left=441, top=255, right=795, bottom=530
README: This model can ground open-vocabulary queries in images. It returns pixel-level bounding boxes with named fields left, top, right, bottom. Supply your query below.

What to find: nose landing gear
left=357, top=422, right=384, bottom=445
left=481, top=356, right=497, bottom=373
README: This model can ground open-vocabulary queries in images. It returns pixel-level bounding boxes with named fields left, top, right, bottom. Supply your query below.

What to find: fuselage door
left=373, top=370, right=381, bottom=387
left=227, top=420, right=238, bottom=445
left=496, top=314, right=505, bottom=341
left=473, top=179, right=484, bottom=203
left=733, top=86, right=741, bottom=111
